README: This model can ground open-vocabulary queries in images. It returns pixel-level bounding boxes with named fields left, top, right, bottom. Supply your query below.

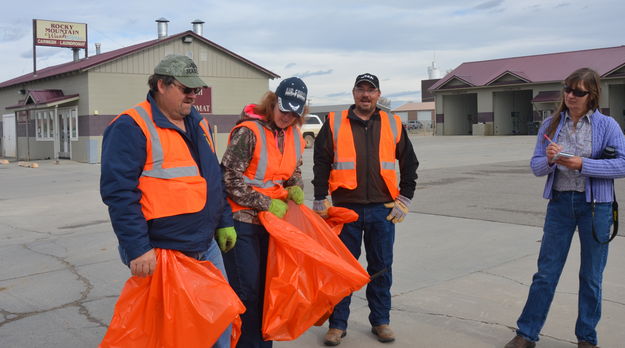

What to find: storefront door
left=2, top=113, right=16, bottom=157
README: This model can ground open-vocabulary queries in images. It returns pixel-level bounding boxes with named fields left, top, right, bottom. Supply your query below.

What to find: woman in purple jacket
left=505, top=68, right=625, bottom=348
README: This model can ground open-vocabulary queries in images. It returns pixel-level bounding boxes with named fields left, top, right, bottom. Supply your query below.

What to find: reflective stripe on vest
left=381, top=114, right=399, bottom=170
left=199, top=118, right=216, bottom=153
left=331, top=112, right=355, bottom=170
left=111, top=101, right=208, bottom=221
left=227, top=120, right=303, bottom=213
left=133, top=105, right=199, bottom=179
left=328, top=110, right=401, bottom=198
left=241, top=121, right=302, bottom=188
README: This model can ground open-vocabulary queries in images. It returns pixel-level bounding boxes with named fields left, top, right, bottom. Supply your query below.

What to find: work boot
left=578, top=342, right=599, bottom=348
left=323, top=328, right=346, bottom=346
left=504, top=335, right=535, bottom=348
left=371, top=324, right=395, bottom=343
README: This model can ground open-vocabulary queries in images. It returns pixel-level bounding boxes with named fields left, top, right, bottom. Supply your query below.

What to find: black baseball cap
left=354, top=73, right=379, bottom=89
left=276, top=77, right=308, bottom=117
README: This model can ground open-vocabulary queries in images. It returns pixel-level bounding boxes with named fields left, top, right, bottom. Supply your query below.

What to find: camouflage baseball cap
left=154, top=54, right=208, bottom=88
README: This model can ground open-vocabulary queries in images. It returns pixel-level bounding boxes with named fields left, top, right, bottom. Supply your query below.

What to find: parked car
left=301, top=114, right=323, bottom=148
left=405, top=120, right=423, bottom=130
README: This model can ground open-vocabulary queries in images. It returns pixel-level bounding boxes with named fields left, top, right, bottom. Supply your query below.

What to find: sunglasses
left=173, top=82, right=202, bottom=95
left=563, top=86, right=590, bottom=97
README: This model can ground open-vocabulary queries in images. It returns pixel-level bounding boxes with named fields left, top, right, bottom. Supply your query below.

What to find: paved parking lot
left=1, top=135, right=624, bottom=347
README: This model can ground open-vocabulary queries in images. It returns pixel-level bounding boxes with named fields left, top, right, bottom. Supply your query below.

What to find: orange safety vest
left=111, top=100, right=215, bottom=220
left=328, top=110, right=401, bottom=199
left=227, top=120, right=304, bottom=212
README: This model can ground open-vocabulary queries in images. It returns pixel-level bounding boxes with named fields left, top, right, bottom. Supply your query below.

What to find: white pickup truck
left=301, top=114, right=323, bottom=148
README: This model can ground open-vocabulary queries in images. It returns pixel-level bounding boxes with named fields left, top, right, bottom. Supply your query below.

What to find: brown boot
left=504, top=335, right=536, bottom=348
left=578, top=342, right=599, bottom=348
left=371, top=324, right=395, bottom=343
left=323, top=328, right=346, bottom=346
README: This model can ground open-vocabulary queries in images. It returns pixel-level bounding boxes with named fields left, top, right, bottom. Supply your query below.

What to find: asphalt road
left=1, top=135, right=624, bottom=348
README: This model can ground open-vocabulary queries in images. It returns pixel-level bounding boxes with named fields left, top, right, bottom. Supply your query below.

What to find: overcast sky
left=1, top=0, right=623, bottom=108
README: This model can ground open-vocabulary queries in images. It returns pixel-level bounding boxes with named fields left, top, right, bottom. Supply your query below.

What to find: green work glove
left=215, top=227, right=237, bottom=252
left=286, top=186, right=304, bottom=205
left=268, top=199, right=288, bottom=218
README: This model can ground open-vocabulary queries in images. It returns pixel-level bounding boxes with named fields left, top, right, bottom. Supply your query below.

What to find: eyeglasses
left=354, top=87, right=379, bottom=95
left=172, top=82, right=202, bottom=95
left=563, top=86, right=590, bottom=97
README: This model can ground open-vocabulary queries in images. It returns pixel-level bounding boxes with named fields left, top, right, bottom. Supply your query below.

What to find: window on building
left=69, top=108, right=78, bottom=140
left=36, top=110, right=53, bottom=141
left=541, top=109, right=554, bottom=121
left=35, top=107, right=78, bottom=141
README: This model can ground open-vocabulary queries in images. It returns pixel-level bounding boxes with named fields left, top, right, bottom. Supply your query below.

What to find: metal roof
left=430, top=45, right=625, bottom=91
left=531, top=91, right=561, bottom=103
left=0, top=30, right=279, bottom=89
left=392, top=102, right=435, bottom=112
left=6, top=89, right=80, bottom=110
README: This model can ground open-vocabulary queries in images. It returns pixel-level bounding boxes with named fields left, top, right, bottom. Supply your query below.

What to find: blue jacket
left=531, top=109, right=625, bottom=202
left=100, top=93, right=234, bottom=262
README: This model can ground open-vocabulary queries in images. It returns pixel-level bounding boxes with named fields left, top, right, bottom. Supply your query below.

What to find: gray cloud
left=473, top=0, right=504, bottom=10
left=385, top=90, right=420, bottom=98
left=296, top=69, right=333, bottom=78
left=20, top=47, right=65, bottom=60
left=326, top=91, right=351, bottom=98
left=0, top=0, right=623, bottom=105
left=0, top=26, right=27, bottom=42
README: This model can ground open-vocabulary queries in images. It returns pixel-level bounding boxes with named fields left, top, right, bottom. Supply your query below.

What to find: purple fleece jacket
left=531, top=109, right=625, bottom=202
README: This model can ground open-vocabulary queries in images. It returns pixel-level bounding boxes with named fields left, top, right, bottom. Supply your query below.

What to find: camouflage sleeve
left=221, top=126, right=272, bottom=211
left=283, top=157, right=304, bottom=189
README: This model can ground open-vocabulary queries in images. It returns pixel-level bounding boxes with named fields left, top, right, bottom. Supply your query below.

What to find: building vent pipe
left=192, top=19, right=204, bottom=36
left=95, top=43, right=101, bottom=55
left=156, top=17, right=169, bottom=39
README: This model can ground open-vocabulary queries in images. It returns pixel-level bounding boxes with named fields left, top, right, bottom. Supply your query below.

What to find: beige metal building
left=391, top=101, right=436, bottom=131
left=429, top=46, right=625, bottom=136
left=0, top=22, right=278, bottom=162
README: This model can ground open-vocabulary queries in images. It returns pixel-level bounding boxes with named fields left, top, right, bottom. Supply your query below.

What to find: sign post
left=32, top=19, right=88, bottom=74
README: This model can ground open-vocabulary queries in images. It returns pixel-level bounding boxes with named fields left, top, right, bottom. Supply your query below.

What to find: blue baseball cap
left=276, top=77, right=308, bottom=117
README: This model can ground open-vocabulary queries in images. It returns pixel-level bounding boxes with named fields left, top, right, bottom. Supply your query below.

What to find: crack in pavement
left=0, top=294, right=117, bottom=329
left=0, top=242, right=109, bottom=329
left=392, top=307, right=577, bottom=345
left=479, top=270, right=625, bottom=307
left=0, top=258, right=115, bottom=283
left=58, top=220, right=110, bottom=230
left=390, top=252, right=538, bottom=298
left=1, top=223, right=53, bottom=237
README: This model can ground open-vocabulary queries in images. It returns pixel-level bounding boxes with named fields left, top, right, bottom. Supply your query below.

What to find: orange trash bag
left=100, top=248, right=246, bottom=348
left=259, top=201, right=368, bottom=341
left=325, top=206, right=359, bottom=235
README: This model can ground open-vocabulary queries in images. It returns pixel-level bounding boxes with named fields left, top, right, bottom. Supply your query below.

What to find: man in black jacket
left=312, top=73, right=419, bottom=346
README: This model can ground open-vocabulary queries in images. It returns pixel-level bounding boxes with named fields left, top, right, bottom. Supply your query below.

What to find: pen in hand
left=544, top=134, right=562, bottom=163
left=543, top=134, right=556, bottom=145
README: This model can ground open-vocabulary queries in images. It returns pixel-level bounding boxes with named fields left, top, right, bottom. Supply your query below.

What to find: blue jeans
left=222, top=220, right=272, bottom=348
left=118, top=240, right=231, bottom=348
left=516, top=191, right=611, bottom=345
left=329, top=202, right=395, bottom=331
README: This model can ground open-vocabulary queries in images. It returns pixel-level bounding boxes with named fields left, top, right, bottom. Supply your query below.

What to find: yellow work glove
left=384, top=195, right=411, bottom=223
left=268, top=199, right=288, bottom=218
left=312, top=198, right=332, bottom=219
left=215, top=227, right=237, bottom=252
left=286, top=186, right=304, bottom=205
